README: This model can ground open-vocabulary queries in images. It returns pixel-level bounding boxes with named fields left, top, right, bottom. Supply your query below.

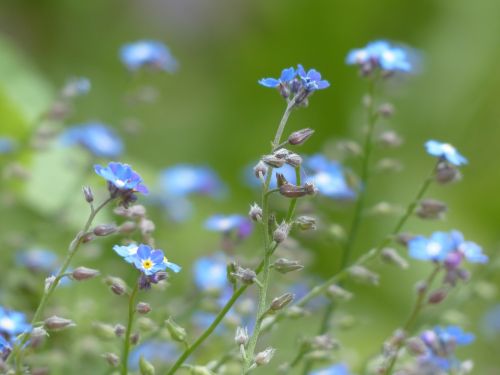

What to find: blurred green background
left=0, top=0, right=499, bottom=374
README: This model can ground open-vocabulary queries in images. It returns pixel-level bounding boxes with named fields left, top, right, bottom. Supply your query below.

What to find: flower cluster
left=346, top=40, right=413, bottom=74
left=120, top=40, right=178, bottom=72
left=61, top=123, right=123, bottom=158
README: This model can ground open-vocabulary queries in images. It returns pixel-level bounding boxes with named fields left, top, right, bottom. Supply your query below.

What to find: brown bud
left=82, top=186, right=94, bottom=203
left=136, top=302, right=152, bottom=314
left=93, top=224, right=117, bottom=236
left=44, top=316, right=75, bottom=331
left=285, top=153, right=302, bottom=167
left=262, top=154, right=285, bottom=168
left=270, top=293, right=294, bottom=311
left=249, top=203, right=263, bottom=222
left=435, top=161, right=461, bottom=184
left=428, top=289, right=447, bottom=304
left=273, top=222, right=291, bottom=243
left=71, top=266, right=100, bottom=281
left=279, top=184, right=308, bottom=198
left=102, top=352, right=120, bottom=367
left=288, top=128, right=314, bottom=146
left=416, top=199, right=447, bottom=220
left=105, top=276, right=128, bottom=296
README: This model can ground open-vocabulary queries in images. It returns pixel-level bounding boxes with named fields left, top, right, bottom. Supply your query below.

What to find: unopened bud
left=428, top=289, right=447, bottom=304
left=336, top=140, right=362, bottom=156
left=137, top=317, right=157, bottom=332
left=310, top=335, right=339, bottom=351
left=380, top=248, right=409, bottom=269
left=136, top=302, right=151, bottom=314
left=71, top=266, right=100, bottom=281
left=119, top=221, right=137, bottom=234
left=231, top=266, right=257, bottom=285
left=416, top=199, right=447, bottom=220
left=131, top=332, right=140, bottom=345
left=435, top=161, right=461, bottom=184
left=348, top=265, right=379, bottom=285
left=406, top=337, right=427, bottom=356
left=288, top=128, right=314, bottom=146
left=274, top=148, right=290, bottom=159
left=129, top=205, right=147, bottom=217
left=253, top=161, right=268, bottom=179
left=295, top=216, right=316, bottom=230
left=93, top=224, right=117, bottom=237
left=92, top=322, right=116, bottom=340
left=165, top=317, right=187, bottom=343
left=326, top=284, right=353, bottom=301
left=262, top=154, right=285, bottom=168
left=249, top=203, right=263, bottom=222
left=103, top=352, right=120, bottom=367
left=44, top=316, right=75, bottom=331
left=82, top=186, right=94, bottom=203
left=273, top=222, right=291, bottom=243
left=255, top=347, right=276, bottom=366
left=378, top=130, right=402, bottom=147
left=415, top=280, right=428, bottom=295
left=285, top=153, right=302, bottom=168
left=105, top=276, right=128, bottom=295
left=303, top=182, right=317, bottom=195
left=139, top=356, right=156, bottom=375
left=82, top=232, right=95, bottom=243
left=272, top=258, right=304, bottom=274
left=139, top=219, right=155, bottom=235
left=29, top=327, right=48, bottom=349
left=378, top=103, right=395, bottom=118
left=396, top=233, right=414, bottom=246
left=235, top=326, right=249, bottom=346
left=114, top=324, right=126, bottom=337
left=270, top=293, right=294, bottom=311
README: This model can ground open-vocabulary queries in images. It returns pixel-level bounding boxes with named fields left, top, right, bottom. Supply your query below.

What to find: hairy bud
left=273, top=222, right=291, bottom=243
left=235, top=326, right=249, bottom=346
left=165, top=317, right=187, bottom=343
left=380, top=248, right=409, bottom=269
left=416, top=199, right=447, bottom=220
left=270, top=293, right=294, bottom=311
left=288, top=128, right=314, bottom=146
left=326, top=284, right=353, bottom=301
left=295, top=216, right=317, bottom=230
left=348, top=265, right=379, bottom=285
left=255, top=347, right=276, bottom=366
left=104, top=276, right=128, bottom=296
left=136, top=302, right=152, bottom=314
left=272, top=258, right=304, bottom=274
left=82, top=186, right=94, bottom=203
left=93, top=224, right=117, bottom=237
left=253, top=161, right=267, bottom=179
left=249, top=203, right=263, bottom=222
left=262, top=154, right=285, bottom=168
left=71, top=266, right=100, bottom=281
left=44, top=316, right=75, bottom=331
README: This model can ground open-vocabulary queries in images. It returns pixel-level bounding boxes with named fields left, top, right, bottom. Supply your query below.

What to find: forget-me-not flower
left=346, top=40, right=412, bottom=73
left=193, top=252, right=228, bottom=292
left=120, top=40, right=178, bottom=72
left=115, top=243, right=181, bottom=276
left=94, top=162, right=148, bottom=194
left=0, top=137, right=16, bottom=154
left=408, top=231, right=454, bottom=262
left=61, top=123, right=123, bottom=158
left=450, top=230, right=488, bottom=264
left=15, top=249, right=58, bottom=272
left=309, top=363, right=350, bottom=375
left=258, top=67, right=296, bottom=88
left=159, top=165, right=224, bottom=197
left=297, top=64, right=330, bottom=91
left=0, top=307, right=31, bottom=337
left=113, top=243, right=139, bottom=264
left=425, top=140, right=467, bottom=166
left=204, top=214, right=253, bottom=239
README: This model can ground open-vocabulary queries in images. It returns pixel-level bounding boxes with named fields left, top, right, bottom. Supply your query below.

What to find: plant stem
left=13, top=196, right=114, bottom=370
left=121, top=281, right=140, bottom=375
left=382, top=264, right=441, bottom=375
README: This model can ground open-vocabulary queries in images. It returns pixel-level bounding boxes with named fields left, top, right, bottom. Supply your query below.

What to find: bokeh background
left=0, top=0, right=499, bottom=374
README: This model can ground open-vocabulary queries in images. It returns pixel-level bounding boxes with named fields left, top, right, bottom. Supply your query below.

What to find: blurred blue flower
left=258, top=67, right=296, bottom=88
left=120, top=40, right=178, bottom=72
left=15, top=249, right=58, bottom=272
left=129, top=340, right=179, bottom=370
left=0, top=137, right=16, bottom=154
left=408, top=231, right=454, bottom=261
left=309, top=363, right=350, bottom=375
left=204, top=214, right=253, bottom=239
left=305, top=154, right=356, bottom=200
left=0, top=335, right=11, bottom=360
left=113, top=243, right=139, bottom=264
left=0, top=307, right=31, bottom=337
left=297, top=64, right=330, bottom=91
left=425, top=140, right=467, bottom=166
left=62, top=77, right=91, bottom=98
left=61, top=123, right=123, bottom=158
left=346, top=40, right=412, bottom=73
left=193, top=252, right=228, bottom=292
left=159, top=165, right=224, bottom=197
left=450, top=230, right=488, bottom=263
left=94, top=162, right=148, bottom=194
left=481, top=304, right=500, bottom=339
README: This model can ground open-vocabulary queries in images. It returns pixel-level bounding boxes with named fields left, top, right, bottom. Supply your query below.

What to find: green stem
left=383, top=264, right=441, bottom=375
left=13, top=196, right=114, bottom=369
left=122, top=281, right=140, bottom=375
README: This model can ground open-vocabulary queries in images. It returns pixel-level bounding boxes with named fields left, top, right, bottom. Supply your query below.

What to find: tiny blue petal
left=425, top=140, right=467, bottom=166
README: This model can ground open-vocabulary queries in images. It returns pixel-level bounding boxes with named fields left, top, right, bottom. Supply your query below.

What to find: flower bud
left=136, top=302, right=152, bottom=314
left=131, top=332, right=140, bottom=345
left=44, top=316, right=76, bottom=331
left=253, top=161, right=267, bottom=179
left=273, top=148, right=290, bottom=159
left=378, top=130, right=402, bottom=147
left=165, top=317, right=187, bottom=343
left=272, top=258, right=304, bottom=274
left=295, top=216, right=316, bottom=230
left=279, top=183, right=308, bottom=198
left=380, top=248, right=409, bottom=269
left=270, top=293, right=294, bottom=311
left=303, top=182, right=317, bottom=195
left=348, top=265, right=379, bottom=285
left=255, top=347, right=276, bottom=366
left=378, top=103, right=395, bottom=118
left=82, top=186, right=94, bottom=203
left=249, top=203, right=263, bottom=222
left=129, top=204, right=147, bottom=217
left=71, top=266, right=100, bottom=281
left=104, top=276, right=128, bottom=296
left=273, top=222, right=291, bottom=243
left=405, top=337, right=427, bottom=356
left=288, top=128, right=314, bottom=146
left=310, top=335, right=339, bottom=351
left=29, top=327, right=48, bottom=349
left=428, top=289, right=447, bottom=304
left=139, top=219, right=155, bottom=235
left=285, top=153, right=302, bottom=168
left=435, top=161, right=461, bottom=184
left=119, top=221, right=137, bottom=234
left=92, top=322, right=117, bottom=340
left=262, top=154, right=285, bottom=168
left=231, top=266, right=257, bottom=285
left=139, top=356, right=156, bottom=375
left=326, top=284, right=353, bottom=301
left=81, top=232, right=95, bottom=243
left=93, top=224, right=117, bottom=237
left=235, top=326, right=249, bottom=346
left=114, top=324, right=125, bottom=337
left=102, top=352, right=120, bottom=367
left=416, top=199, right=447, bottom=220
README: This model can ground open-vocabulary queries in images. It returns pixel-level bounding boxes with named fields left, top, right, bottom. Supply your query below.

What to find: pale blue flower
left=159, top=165, right=224, bottom=197
left=258, top=67, right=296, bottom=88
left=204, top=214, right=253, bottom=239
left=61, top=123, right=123, bottom=158
left=425, top=140, right=467, bottom=166
left=408, top=231, right=454, bottom=261
left=120, top=40, right=178, bottom=72
left=309, top=363, right=350, bottom=375
left=346, top=40, right=412, bottom=73
left=305, top=154, right=355, bottom=200
left=297, top=64, right=330, bottom=91
left=193, top=252, right=228, bottom=292
left=94, top=162, right=148, bottom=194
left=113, top=243, right=139, bottom=263
left=0, top=307, right=31, bottom=337
left=15, top=249, right=58, bottom=272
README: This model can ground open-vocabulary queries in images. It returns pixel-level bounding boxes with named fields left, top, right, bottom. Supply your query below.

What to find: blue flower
left=450, top=230, right=488, bottom=263
left=62, top=77, right=91, bottom=98
left=94, top=162, right=148, bottom=194
left=120, top=40, right=178, bottom=72
left=297, top=64, right=330, bottom=91
left=0, top=137, right=16, bottom=154
left=0, top=335, right=11, bottom=360
left=15, top=249, right=58, bottom=272
left=204, top=214, right=253, bottom=239
left=159, top=165, right=224, bottom=197
left=0, top=307, right=31, bottom=337
left=425, top=140, right=467, bottom=166
left=305, top=155, right=356, bottom=200
left=346, top=40, right=412, bottom=73
left=481, top=304, right=500, bottom=339
left=129, top=340, right=179, bottom=370
left=408, top=231, right=455, bottom=261
left=258, top=67, right=296, bottom=88
left=126, top=244, right=181, bottom=276
left=113, top=243, right=139, bottom=264
left=193, top=252, right=228, bottom=292
left=435, top=325, right=475, bottom=346
left=61, top=123, right=123, bottom=158
left=309, top=363, right=350, bottom=375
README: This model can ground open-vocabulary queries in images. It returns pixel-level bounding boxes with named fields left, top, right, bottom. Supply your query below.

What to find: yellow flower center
left=163, top=256, right=168, bottom=263
left=142, top=259, right=153, bottom=270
